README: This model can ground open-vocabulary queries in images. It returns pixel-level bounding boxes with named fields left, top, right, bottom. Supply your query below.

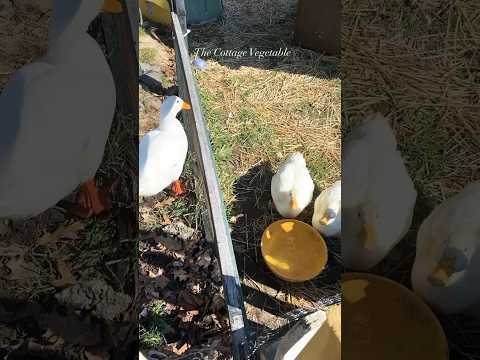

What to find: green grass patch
left=308, top=152, right=335, bottom=187
left=140, top=300, right=170, bottom=349
left=140, top=47, right=157, bottom=65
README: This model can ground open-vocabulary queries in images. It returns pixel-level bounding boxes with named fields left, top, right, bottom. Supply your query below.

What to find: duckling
left=313, top=180, right=341, bottom=237
left=411, top=181, right=480, bottom=318
left=139, top=96, right=191, bottom=197
left=342, top=114, right=417, bottom=270
left=271, top=152, right=314, bottom=218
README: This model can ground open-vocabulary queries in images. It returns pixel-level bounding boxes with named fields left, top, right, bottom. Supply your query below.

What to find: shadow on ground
left=188, top=0, right=339, bottom=79
left=144, top=0, right=339, bottom=79
left=229, top=162, right=341, bottom=338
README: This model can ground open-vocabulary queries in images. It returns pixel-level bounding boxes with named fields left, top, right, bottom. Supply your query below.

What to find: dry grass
left=189, top=0, right=342, bottom=330
left=343, top=1, right=480, bottom=358
left=196, top=66, right=340, bottom=207
left=191, top=0, right=341, bottom=210
left=0, top=0, right=50, bottom=91
left=343, top=0, right=480, bottom=208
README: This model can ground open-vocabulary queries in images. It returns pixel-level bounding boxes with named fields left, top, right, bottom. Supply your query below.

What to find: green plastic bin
left=185, top=0, right=224, bottom=25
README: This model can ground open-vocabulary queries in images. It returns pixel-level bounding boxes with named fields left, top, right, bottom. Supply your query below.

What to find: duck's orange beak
left=290, top=194, right=299, bottom=210
left=182, top=102, right=191, bottom=110
left=320, top=215, right=330, bottom=225
left=360, top=223, right=376, bottom=250
left=429, top=255, right=456, bottom=287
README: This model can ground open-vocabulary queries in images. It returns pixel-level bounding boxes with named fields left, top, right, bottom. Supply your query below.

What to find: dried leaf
left=51, top=258, right=75, bottom=287
left=38, top=222, right=85, bottom=246
left=172, top=342, right=189, bottom=355
left=154, top=197, right=176, bottom=209
left=178, top=290, right=204, bottom=310
left=161, top=213, right=172, bottom=225
left=173, top=269, right=189, bottom=282
left=197, top=251, right=211, bottom=268
left=0, top=243, right=28, bottom=257
left=211, top=260, right=222, bottom=282
left=5, top=257, right=37, bottom=281
left=179, top=309, right=199, bottom=323
left=148, top=269, right=158, bottom=277
left=155, top=235, right=182, bottom=251
left=153, top=275, right=170, bottom=289
left=189, top=282, right=201, bottom=295
left=139, top=307, right=148, bottom=319
left=84, top=352, right=104, bottom=360
left=211, top=293, right=225, bottom=312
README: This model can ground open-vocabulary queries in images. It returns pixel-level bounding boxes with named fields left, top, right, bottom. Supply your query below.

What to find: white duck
left=342, top=113, right=417, bottom=270
left=139, top=96, right=191, bottom=198
left=0, top=0, right=122, bottom=219
left=312, top=180, right=341, bottom=237
left=271, top=152, right=314, bottom=218
left=412, top=181, right=480, bottom=318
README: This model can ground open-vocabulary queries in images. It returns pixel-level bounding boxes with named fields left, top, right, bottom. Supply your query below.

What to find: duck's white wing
left=0, top=63, right=51, bottom=171
left=0, top=60, right=114, bottom=218
left=328, top=180, right=341, bottom=204
left=0, top=63, right=79, bottom=218
left=412, top=181, right=480, bottom=315
left=370, top=150, right=417, bottom=246
left=342, top=136, right=369, bottom=208
left=139, top=129, right=188, bottom=196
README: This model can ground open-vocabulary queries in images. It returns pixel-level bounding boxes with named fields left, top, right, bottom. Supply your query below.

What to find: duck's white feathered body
left=139, top=96, right=189, bottom=197
left=271, top=153, right=314, bottom=218
left=0, top=0, right=116, bottom=219
left=412, top=181, right=480, bottom=318
left=312, top=180, right=341, bottom=237
left=342, top=114, right=417, bottom=270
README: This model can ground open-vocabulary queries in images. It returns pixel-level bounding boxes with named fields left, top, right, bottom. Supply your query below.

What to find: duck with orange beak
left=0, top=0, right=128, bottom=220
left=312, top=180, right=341, bottom=237
left=139, top=96, right=191, bottom=198
left=341, top=114, right=417, bottom=271
left=412, top=181, right=480, bottom=318
left=271, top=153, right=315, bottom=219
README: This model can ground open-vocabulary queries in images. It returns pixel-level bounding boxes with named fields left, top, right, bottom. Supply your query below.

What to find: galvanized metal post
left=171, top=11, right=249, bottom=360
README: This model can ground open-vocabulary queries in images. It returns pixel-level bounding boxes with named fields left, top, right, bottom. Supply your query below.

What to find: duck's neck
left=48, top=0, right=102, bottom=48
left=158, top=115, right=184, bottom=133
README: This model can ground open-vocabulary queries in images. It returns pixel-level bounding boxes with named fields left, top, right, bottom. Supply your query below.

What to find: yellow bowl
left=261, top=219, right=328, bottom=282
left=139, top=0, right=172, bottom=26
left=342, top=273, right=448, bottom=360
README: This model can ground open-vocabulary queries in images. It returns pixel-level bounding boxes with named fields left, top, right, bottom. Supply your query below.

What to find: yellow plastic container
left=261, top=219, right=328, bottom=282
left=139, top=0, right=172, bottom=26
left=342, top=273, right=448, bottom=360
